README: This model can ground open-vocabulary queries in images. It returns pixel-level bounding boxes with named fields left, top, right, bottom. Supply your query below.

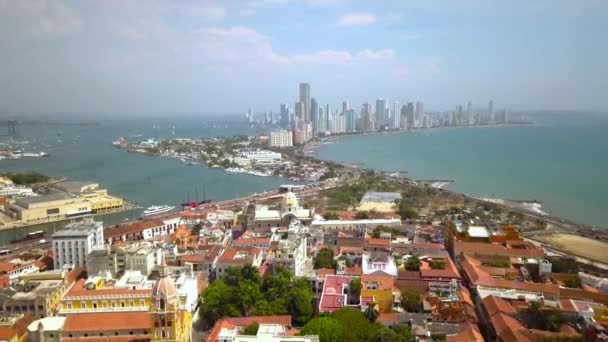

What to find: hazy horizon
left=1, top=0, right=606, bottom=116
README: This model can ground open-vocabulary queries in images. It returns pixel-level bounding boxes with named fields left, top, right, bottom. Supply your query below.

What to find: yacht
left=142, top=205, right=175, bottom=217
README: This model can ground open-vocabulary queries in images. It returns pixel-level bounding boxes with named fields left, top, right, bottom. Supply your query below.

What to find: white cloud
left=175, top=4, right=226, bottom=22
left=182, top=26, right=394, bottom=67
left=336, top=12, right=376, bottom=27
left=0, top=0, right=82, bottom=36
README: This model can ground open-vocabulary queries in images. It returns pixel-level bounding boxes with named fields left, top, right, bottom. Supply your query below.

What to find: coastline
left=300, top=126, right=607, bottom=241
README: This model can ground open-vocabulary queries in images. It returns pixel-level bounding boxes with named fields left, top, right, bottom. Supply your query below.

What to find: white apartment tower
left=269, top=130, right=294, bottom=148
left=52, top=218, right=104, bottom=270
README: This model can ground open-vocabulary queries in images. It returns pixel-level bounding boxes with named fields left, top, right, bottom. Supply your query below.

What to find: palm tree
left=365, top=301, right=379, bottom=323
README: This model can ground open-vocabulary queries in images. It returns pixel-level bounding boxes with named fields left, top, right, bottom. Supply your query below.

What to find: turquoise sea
left=315, top=113, right=608, bottom=229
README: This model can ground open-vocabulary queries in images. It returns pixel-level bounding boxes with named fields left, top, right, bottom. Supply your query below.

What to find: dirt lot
left=537, top=233, right=608, bottom=264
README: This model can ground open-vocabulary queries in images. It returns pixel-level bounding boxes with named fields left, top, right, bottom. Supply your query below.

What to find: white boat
left=142, top=205, right=175, bottom=217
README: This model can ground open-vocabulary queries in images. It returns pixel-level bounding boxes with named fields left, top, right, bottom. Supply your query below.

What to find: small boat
left=142, top=205, right=175, bottom=217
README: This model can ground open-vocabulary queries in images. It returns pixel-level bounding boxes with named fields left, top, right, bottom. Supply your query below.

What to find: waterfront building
left=294, top=101, right=304, bottom=122
left=310, top=98, right=318, bottom=135
left=415, top=101, right=424, bottom=125
left=488, top=100, right=494, bottom=122
left=324, top=104, right=330, bottom=131
left=342, top=100, right=349, bottom=115
left=299, top=83, right=310, bottom=123
left=0, top=177, right=36, bottom=198
left=392, top=101, right=400, bottom=129
left=52, top=219, right=104, bottom=270
left=316, top=107, right=325, bottom=134
left=406, top=102, right=415, bottom=127
left=53, top=182, right=124, bottom=214
left=269, top=130, right=293, bottom=148
left=346, top=109, right=356, bottom=133
left=292, top=128, right=306, bottom=145
left=329, top=114, right=346, bottom=134
left=362, top=102, right=373, bottom=132
left=467, top=101, right=473, bottom=125
left=280, top=103, right=289, bottom=124
left=375, top=98, right=388, bottom=129
left=103, top=216, right=179, bottom=243
left=238, top=149, right=282, bottom=164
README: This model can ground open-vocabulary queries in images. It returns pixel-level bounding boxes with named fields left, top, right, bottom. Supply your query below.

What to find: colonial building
left=52, top=219, right=104, bottom=270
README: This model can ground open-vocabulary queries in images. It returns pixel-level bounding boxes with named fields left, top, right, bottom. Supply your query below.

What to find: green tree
left=240, top=263, right=260, bottom=283
left=394, top=325, right=415, bottom=342
left=365, top=302, right=379, bottom=323
left=405, top=255, right=422, bottom=271
left=236, top=279, right=263, bottom=316
left=355, top=211, right=370, bottom=220
left=564, top=276, right=582, bottom=288
left=544, top=313, right=562, bottom=332
left=372, top=326, right=408, bottom=342
left=198, top=279, right=240, bottom=328
left=300, top=317, right=343, bottom=342
left=242, top=322, right=259, bottom=335
left=397, top=198, right=418, bottom=219
left=314, top=248, right=337, bottom=269
left=429, top=260, right=446, bottom=269
left=331, top=307, right=377, bottom=342
left=350, top=278, right=362, bottom=300
left=287, top=285, right=314, bottom=326
left=323, top=212, right=340, bottom=220
left=400, top=289, right=421, bottom=312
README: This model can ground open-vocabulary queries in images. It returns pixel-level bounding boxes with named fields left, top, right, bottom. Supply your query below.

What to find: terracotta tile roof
left=559, top=288, right=608, bottom=304
left=455, top=241, right=544, bottom=258
left=233, top=237, right=271, bottom=246
left=0, top=314, right=36, bottom=340
left=342, top=265, right=362, bottom=276
left=365, top=237, right=391, bottom=248
left=104, top=219, right=164, bottom=239
left=64, top=279, right=152, bottom=298
left=62, top=312, right=150, bottom=332
left=338, top=246, right=363, bottom=255
left=446, top=325, right=484, bottom=342
left=217, top=246, right=262, bottom=265
left=61, top=337, right=150, bottom=342
left=361, top=274, right=395, bottom=291
left=482, top=295, right=517, bottom=317
left=316, top=268, right=336, bottom=277
left=490, top=312, right=526, bottom=337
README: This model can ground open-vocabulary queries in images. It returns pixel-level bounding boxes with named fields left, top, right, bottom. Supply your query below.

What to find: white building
left=234, top=324, right=319, bottom=342
left=329, top=115, right=346, bottom=134
left=273, top=235, right=307, bottom=277
left=362, top=251, right=398, bottom=276
left=52, top=218, right=104, bottom=270
left=0, top=177, right=36, bottom=198
left=238, top=149, right=282, bottom=164
left=269, top=130, right=293, bottom=148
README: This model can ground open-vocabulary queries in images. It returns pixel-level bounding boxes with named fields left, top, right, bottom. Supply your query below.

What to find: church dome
left=152, top=253, right=177, bottom=309
left=281, top=191, right=299, bottom=212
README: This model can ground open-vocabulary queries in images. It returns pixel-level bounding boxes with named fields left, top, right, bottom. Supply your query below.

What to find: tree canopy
left=405, top=255, right=422, bottom=271
left=314, top=248, right=337, bottom=269
left=331, top=307, right=380, bottom=342
left=197, top=264, right=313, bottom=329
left=300, top=317, right=343, bottom=342
left=400, top=288, right=422, bottom=313
left=323, top=212, right=340, bottom=220
left=242, top=322, right=259, bottom=335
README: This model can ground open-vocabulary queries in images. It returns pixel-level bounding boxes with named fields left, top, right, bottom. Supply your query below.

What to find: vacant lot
left=538, top=233, right=608, bottom=264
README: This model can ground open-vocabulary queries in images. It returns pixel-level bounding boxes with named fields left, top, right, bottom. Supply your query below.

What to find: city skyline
left=0, top=0, right=606, bottom=116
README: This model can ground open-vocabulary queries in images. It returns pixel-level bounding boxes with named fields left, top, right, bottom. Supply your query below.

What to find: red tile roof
left=0, top=314, right=36, bottom=340
left=482, top=295, right=517, bottom=317
left=64, top=279, right=152, bottom=298
left=218, top=246, right=262, bottom=265
left=63, top=312, right=150, bottom=332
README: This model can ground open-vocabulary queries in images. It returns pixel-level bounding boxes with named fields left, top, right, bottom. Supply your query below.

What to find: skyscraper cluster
left=261, top=82, right=510, bottom=146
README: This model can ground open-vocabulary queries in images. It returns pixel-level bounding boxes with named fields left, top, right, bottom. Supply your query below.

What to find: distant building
left=310, top=98, right=318, bottom=135
left=215, top=247, right=263, bottom=279
left=362, top=102, right=374, bottom=132
left=207, top=316, right=313, bottom=342
left=271, top=235, right=307, bottom=277
left=269, top=130, right=293, bottom=148
left=376, top=98, right=387, bottom=129
left=299, top=83, right=310, bottom=123
left=52, top=219, right=104, bottom=270
left=392, top=101, right=400, bottom=129
left=415, top=101, right=424, bottom=126
left=346, top=109, right=356, bottom=133
left=280, top=103, right=290, bottom=124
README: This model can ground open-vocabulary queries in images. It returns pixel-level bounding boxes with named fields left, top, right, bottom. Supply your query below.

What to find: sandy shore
left=536, top=233, right=608, bottom=264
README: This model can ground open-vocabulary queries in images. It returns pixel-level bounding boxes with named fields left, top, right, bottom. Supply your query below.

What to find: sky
left=0, top=0, right=606, bottom=116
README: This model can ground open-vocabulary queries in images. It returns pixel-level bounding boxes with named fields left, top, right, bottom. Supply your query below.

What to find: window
left=140, top=299, right=145, bottom=307
left=102, top=301, right=107, bottom=309
left=120, top=301, right=125, bottom=308
left=129, top=300, right=134, bottom=307
left=93, top=302, right=97, bottom=309
left=67, top=302, right=73, bottom=310
left=80, top=303, right=86, bottom=309
left=47, top=208, right=60, bottom=215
